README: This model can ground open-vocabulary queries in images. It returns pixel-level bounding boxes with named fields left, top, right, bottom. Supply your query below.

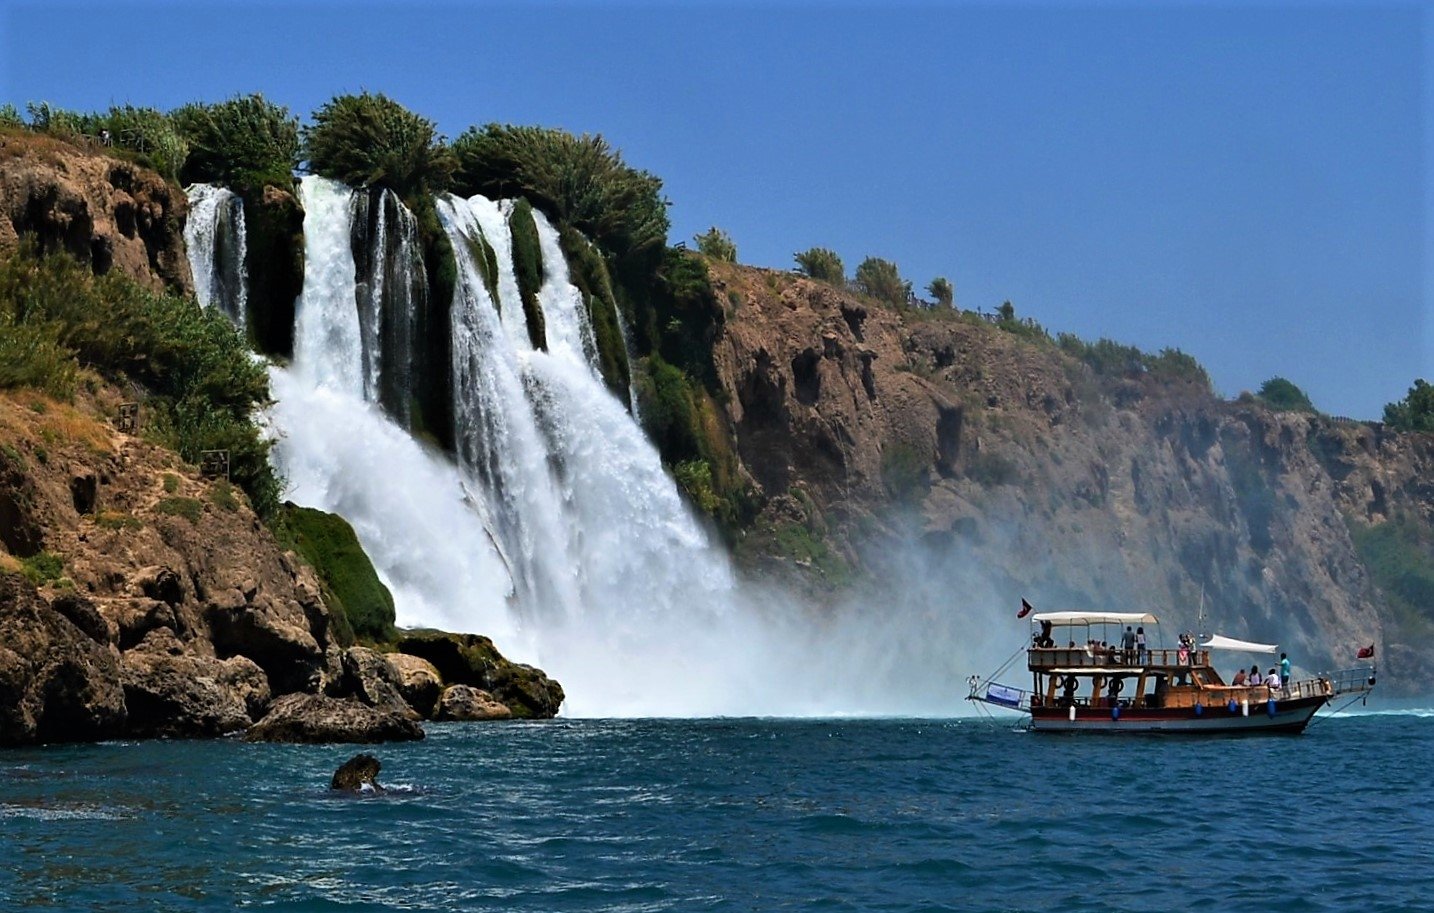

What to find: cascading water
left=183, top=183, right=248, bottom=327
left=262, top=177, right=998, bottom=717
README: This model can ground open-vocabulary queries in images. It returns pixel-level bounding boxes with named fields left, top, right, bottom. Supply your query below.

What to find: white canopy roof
left=1032, top=612, right=1158, bottom=626
left=1200, top=634, right=1278, bottom=654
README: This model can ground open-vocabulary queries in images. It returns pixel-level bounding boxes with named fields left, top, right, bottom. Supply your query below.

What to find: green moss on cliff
left=558, top=225, right=630, bottom=403
left=277, top=504, right=396, bottom=645
left=508, top=199, right=547, bottom=351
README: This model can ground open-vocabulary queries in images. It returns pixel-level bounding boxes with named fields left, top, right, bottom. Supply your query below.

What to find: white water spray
left=183, top=183, right=247, bottom=327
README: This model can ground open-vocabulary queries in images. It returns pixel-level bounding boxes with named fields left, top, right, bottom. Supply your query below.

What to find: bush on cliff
left=794, top=247, right=845, bottom=285
left=1384, top=379, right=1434, bottom=433
left=302, top=92, right=456, bottom=200
left=24, top=102, right=189, bottom=181
left=1256, top=377, right=1316, bottom=413
left=451, top=124, right=669, bottom=267
left=694, top=227, right=737, bottom=262
left=276, top=504, right=396, bottom=645
left=854, top=257, right=910, bottom=307
left=171, top=93, right=299, bottom=190
left=0, top=246, right=281, bottom=518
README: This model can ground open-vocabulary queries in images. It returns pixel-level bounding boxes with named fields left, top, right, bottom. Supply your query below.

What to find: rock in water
left=331, top=753, right=382, bottom=791
left=245, top=693, right=424, bottom=744
left=435, top=684, right=513, bottom=721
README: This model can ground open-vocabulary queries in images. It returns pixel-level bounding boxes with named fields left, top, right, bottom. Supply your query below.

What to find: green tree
left=1256, top=377, right=1315, bottom=413
left=694, top=226, right=737, bottom=262
left=997, top=300, right=1015, bottom=322
left=794, top=247, right=845, bottom=284
left=302, top=92, right=455, bottom=199
left=171, top=93, right=299, bottom=189
left=451, top=124, right=669, bottom=264
left=927, top=276, right=953, bottom=308
left=1384, top=379, right=1434, bottom=432
left=855, top=257, right=909, bottom=306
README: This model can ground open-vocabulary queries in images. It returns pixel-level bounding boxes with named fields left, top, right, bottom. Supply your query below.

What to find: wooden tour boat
left=967, top=611, right=1375, bottom=733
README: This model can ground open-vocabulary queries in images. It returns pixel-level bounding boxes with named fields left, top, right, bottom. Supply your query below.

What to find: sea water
left=1, top=712, right=1429, bottom=912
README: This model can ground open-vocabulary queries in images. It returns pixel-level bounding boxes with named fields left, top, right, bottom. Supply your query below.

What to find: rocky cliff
left=0, top=131, right=193, bottom=295
left=706, top=263, right=1434, bottom=693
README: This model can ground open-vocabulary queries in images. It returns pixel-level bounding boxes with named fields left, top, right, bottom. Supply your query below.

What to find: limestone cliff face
left=0, top=132, right=193, bottom=295
left=707, top=263, right=1434, bottom=693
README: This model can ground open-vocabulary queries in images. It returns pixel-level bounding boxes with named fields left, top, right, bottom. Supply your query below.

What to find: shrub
left=451, top=124, right=669, bottom=264
left=155, top=496, right=203, bottom=523
left=927, top=277, right=953, bottom=308
left=24, top=102, right=188, bottom=180
left=0, top=314, right=76, bottom=396
left=277, top=504, right=396, bottom=644
left=20, top=551, right=64, bottom=585
left=855, top=257, right=909, bottom=306
left=1384, top=379, right=1434, bottom=432
left=0, top=246, right=281, bottom=519
left=507, top=199, right=547, bottom=351
left=171, top=93, right=299, bottom=190
left=0, top=104, right=21, bottom=129
left=302, top=92, right=455, bottom=200
left=694, top=227, right=737, bottom=262
left=1256, top=377, right=1315, bottom=413
left=794, top=247, right=844, bottom=284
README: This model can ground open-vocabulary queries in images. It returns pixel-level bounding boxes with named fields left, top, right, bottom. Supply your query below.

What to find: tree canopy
left=794, top=247, right=845, bottom=284
left=854, top=257, right=908, bottom=306
left=1384, top=379, right=1434, bottom=432
left=1256, top=377, right=1316, bottom=413
left=301, top=92, right=455, bottom=200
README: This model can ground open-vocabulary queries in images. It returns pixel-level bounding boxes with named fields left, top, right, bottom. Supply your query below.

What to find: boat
left=966, top=611, right=1375, bottom=733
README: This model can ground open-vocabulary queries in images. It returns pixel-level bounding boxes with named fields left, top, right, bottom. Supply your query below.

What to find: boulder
left=49, top=591, right=111, bottom=646
left=331, top=753, right=383, bottom=791
left=206, top=593, right=323, bottom=694
left=340, top=647, right=418, bottom=720
left=245, top=693, right=424, bottom=744
left=120, top=629, right=269, bottom=737
left=387, top=653, right=443, bottom=718
left=0, top=573, right=126, bottom=745
left=132, top=565, right=184, bottom=607
left=435, top=684, right=513, bottom=721
left=395, top=632, right=564, bottom=718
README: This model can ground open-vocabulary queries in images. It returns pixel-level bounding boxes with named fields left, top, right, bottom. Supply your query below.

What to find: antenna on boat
left=1197, top=584, right=1206, bottom=642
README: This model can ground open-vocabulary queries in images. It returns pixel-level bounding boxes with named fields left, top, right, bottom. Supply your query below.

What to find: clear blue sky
left=2, top=1, right=1428, bottom=419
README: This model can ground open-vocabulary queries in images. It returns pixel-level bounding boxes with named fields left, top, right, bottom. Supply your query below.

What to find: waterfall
left=183, top=183, right=248, bottom=327
left=264, top=179, right=985, bottom=718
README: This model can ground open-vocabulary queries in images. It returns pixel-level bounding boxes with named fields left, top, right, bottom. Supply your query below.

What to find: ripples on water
left=1, top=713, right=1430, bottom=912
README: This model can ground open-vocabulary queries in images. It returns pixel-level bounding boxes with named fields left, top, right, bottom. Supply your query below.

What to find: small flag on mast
left=1017, top=598, right=1033, bottom=619
left=1357, top=644, right=1375, bottom=659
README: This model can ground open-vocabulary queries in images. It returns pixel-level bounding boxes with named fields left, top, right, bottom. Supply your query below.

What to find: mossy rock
left=277, top=503, right=395, bottom=645
left=507, top=198, right=547, bottom=351
left=559, top=224, right=631, bottom=404
left=393, top=631, right=564, bottom=719
left=240, top=181, right=304, bottom=358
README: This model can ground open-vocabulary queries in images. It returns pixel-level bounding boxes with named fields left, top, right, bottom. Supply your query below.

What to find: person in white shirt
left=1266, top=669, right=1282, bottom=694
left=1248, top=666, right=1263, bottom=687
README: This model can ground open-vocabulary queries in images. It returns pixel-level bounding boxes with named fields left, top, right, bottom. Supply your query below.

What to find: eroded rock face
left=435, top=685, right=513, bottom=721
left=120, top=629, right=268, bottom=737
left=395, top=633, right=564, bottom=719
left=341, top=647, right=418, bottom=720
left=0, top=574, right=126, bottom=745
left=0, top=133, right=192, bottom=294
left=245, top=693, right=424, bottom=744
left=386, top=653, right=443, bottom=718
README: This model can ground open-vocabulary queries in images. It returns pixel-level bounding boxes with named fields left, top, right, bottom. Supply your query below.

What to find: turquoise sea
left=2, top=711, right=1430, bottom=912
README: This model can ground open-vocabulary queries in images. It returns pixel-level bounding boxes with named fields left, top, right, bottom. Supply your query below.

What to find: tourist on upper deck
left=1135, top=626, right=1147, bottom=664
left=1249, top=666, right=1263, bottom=687
left=1232, top=668, right=1248, bottom=686
left=1121, top=626, right=1136, bottom=664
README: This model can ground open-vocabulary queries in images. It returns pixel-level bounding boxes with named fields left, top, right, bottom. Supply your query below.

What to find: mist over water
left=257, top=177, right=1007, bottom=717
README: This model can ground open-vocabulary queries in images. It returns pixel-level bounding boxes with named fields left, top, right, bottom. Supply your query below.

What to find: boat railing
left=1324, top=665, right=1377, bottom=697
left=1027, top=647, right=1209, bottom=670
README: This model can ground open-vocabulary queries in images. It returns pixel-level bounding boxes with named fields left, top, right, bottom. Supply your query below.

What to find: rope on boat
left=1305, top=692, right=1372, bottom=730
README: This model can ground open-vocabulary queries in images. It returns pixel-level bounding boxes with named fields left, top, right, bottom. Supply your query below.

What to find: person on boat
left=1135, top=626, right=1147, bottom=665
left=1175, top=637, right=1191, bottom=684
left=1232, top=668, right=1248, bottom=687
left=1266, top=668, right=1281, bottom=694
left=1281, top=652, right=1291, bottom=685
left=1249, top=666, right=1263, bottom=687
left=1121, top=626, right=1136, bottom=664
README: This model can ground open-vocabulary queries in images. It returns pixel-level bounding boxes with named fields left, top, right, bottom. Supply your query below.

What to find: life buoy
left=1062, top=675, right=1079, bottom=692
left=1109, top=679, right=1124, bottom=695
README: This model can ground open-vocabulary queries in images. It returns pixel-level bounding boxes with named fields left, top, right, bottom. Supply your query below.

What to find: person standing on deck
left=1136, top=627, right=1147, bottom=665
left=1281, top=653, right=1292, bottom=694
left=1121, top=626, right=1136, bottom=664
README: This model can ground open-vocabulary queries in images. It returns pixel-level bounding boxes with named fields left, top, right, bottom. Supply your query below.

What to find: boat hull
left=1028, top=695, right=1325, bottom=734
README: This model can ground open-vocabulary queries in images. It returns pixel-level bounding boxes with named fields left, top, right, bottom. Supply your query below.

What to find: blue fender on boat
left=1194, top=703, right=1204, bottom=717
left=1267, top=699, right=1277, bottom=717
left=1111, top=705, right=1120, bottom=721
left=1228, top=699, right=1238, bottom=714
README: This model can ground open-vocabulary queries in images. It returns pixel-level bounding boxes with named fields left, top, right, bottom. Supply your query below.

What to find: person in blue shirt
left=1280, top=653, right=1291, bottom=694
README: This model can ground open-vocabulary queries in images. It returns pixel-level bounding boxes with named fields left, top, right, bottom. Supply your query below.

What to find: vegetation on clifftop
left=302, top=92, right=455, bottom=200
left=171, top=93, right=299, bottom=191
left=1384, top=379, right=1434, bottom=433
left=0, top=245, right=281, bottom=519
